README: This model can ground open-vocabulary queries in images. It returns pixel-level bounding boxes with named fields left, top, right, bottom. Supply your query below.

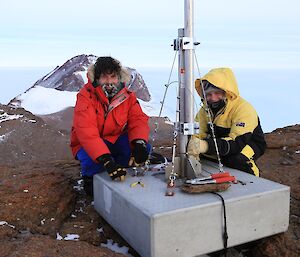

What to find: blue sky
left=0, top=0, right=299, bottom=69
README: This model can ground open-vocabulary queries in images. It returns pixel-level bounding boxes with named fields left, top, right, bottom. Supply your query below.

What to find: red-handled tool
left=185, top=175, right=236, bottom=185
left=185, top=172, right=231, bottom=184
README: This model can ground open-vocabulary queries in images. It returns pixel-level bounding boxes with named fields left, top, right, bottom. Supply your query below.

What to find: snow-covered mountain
left=8, top=54, right=155, bottom=116
left=30, top=54, right=97, bottom=92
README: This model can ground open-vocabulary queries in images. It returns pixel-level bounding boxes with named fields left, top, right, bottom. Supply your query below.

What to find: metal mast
left=177, top=0, right=195, bottom=177
left=184, top=0, right=194, bottom=123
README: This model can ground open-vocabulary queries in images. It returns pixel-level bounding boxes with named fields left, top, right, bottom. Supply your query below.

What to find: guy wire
left=193, top=50, right=224, bottom=173
left=149, top=51, right=178, bottom=166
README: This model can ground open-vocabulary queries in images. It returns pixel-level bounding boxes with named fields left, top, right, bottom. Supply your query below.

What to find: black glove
left=132, top=140, right=148, bottom=164
left=97, top=154, right=127, bottom=181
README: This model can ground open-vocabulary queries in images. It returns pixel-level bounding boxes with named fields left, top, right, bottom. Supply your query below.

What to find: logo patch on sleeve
left=236, top=122, right=245, bottom=127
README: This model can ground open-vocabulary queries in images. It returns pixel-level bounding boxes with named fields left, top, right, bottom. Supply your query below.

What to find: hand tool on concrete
left=185, top=175, right=236, bottom=185
left=185, top=172, right=231, bottom=184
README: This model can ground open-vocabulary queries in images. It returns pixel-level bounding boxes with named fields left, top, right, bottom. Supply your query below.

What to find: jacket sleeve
left=206, top=101, right=258, bottom=156
left=127, top=94, right=150, bottom=144
left=73, top=93, right=110, bottom=161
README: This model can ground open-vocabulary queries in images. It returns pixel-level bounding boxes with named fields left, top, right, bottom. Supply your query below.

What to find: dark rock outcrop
left=39, top=107, right=75, bottom=132
left=0, top=104, right=73, bottom=165
left=31, top=54, right=97, bottom=92
left=255, top=124, right=300, bottom=257
left=0, top=162, right=76, bottom=235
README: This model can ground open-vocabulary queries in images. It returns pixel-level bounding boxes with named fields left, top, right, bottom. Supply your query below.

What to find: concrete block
left=94, top=161, right=290, bottom=257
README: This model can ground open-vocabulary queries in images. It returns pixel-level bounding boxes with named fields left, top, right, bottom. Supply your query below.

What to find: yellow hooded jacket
left=194, top=68, right=266, bottom=165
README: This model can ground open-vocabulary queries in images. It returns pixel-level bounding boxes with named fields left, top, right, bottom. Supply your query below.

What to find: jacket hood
left=86, top=64, right=131, bottom=84
left=195, top=68, right=239, bottom=100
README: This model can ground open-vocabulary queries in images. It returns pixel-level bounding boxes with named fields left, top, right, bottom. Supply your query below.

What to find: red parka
left=70, top=78, right=149, bottom=161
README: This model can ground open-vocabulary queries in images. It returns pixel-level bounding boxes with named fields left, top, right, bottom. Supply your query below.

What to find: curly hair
left=94, top=57, right=121, bottom=80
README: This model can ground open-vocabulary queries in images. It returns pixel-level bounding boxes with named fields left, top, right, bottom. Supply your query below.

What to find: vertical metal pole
left=184, top=0, right=194, bottom=123
left=178, top=0, right=194, bottom=177
left=178, top=28, right=186, bottom=176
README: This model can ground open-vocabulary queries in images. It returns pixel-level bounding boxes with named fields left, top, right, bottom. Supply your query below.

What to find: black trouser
left=222, top=153, right=258, bottom=176
left=82, top=176, right=93, bottom=196
left=202, top=153, right=259, bottom=176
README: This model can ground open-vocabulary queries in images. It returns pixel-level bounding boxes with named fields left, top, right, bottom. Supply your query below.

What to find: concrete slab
left=94, top=161, right=290, bottom=257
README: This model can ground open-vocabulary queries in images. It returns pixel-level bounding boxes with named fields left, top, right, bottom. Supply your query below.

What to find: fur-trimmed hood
left=87, top=64, right=131, bottom=84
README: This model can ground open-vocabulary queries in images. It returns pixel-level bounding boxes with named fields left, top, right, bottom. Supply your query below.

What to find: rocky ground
left=254, top=125, right=300, bottom=257
left=0, top=160, right=130, bottom=257
left=0, top=105, right=299, bottom=256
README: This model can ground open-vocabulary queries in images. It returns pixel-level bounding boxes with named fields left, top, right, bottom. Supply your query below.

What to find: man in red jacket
left=70, top=57, right=150, bottom=195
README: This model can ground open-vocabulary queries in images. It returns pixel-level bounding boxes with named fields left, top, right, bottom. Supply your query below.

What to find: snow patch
left=97, top=227, right=103, bottom=233
left=73, top=179, right=84, bottom=191
left=9, top=102, right=19, bottom=108
left=74, top=68, right=88, bottom=84
left=9, top=82, right=174, bottom=120
left=140, top=101, right=160, bottom=117
left=27, top=119, right=37, bottom=123
left=63, top=234, right=80, bottom=241
left=0, top=131, right=14, bottom=142
left=16, top=86, right=77, bottom=115
left=87, top=55, right=97, bottom=64
left=56, top=233, right=80, bottom=241
left=56, top=232, right=63, bottom=240
left=101, top=239, right=134, bottom=257
left=0, top=221, right=15, bottom=229
left=0, top=112, right=23, bottom=123
left=0, top=134, right=7, bottom=142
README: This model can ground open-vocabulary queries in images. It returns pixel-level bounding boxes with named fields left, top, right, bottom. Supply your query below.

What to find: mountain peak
left=8, top=54, right=151, bottom=115
left=32, top=54, right=97, bottom=92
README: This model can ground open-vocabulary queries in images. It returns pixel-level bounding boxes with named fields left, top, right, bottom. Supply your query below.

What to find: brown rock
left=0, top=104, right=73, bottom=165
left=0, top=162, right=76, bottom=235
left=0, top=225, right=18, bottom=241
left=38, top=106, right=74, bottom=132
left=0, top=159, right=137, bottom=257
left=255, top=125, right=300, bottom=257
left=148, top=116, right=175, bottom=159
left=0, top=235, right=125, bottom=257
left=181, top=182, right=231, bottom=194
left=265, top=124, right=300, bottom=149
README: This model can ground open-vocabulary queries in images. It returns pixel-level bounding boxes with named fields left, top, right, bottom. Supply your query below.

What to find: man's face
left=98, top=72, right=121, bottom=98
left=98, top=72, right=119, bottom=85
left=206, top=91, right=225, bottom=103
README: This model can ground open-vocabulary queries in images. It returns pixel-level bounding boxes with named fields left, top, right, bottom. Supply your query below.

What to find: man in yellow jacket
left=187, top=68, right=266, bottom=176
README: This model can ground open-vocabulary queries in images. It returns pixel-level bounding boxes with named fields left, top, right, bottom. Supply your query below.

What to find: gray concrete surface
left=94, top=161, right=290, bottom=257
